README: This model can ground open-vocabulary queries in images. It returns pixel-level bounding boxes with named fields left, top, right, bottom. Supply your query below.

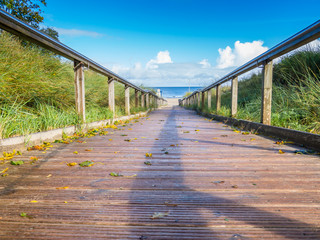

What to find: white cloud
left=217, top=40, right=268, bottom=69
left=54, top=27, right=103, bottom=38
left=199, top=59, right=211, bottom=68
left=146, top=50, right=173, bottom=69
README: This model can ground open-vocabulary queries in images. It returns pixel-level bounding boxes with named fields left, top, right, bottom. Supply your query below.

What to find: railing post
left=141, top=93, right=145, bottom=108
left=201, top=92, right=205, bottom=111
left=125, top=85, right=130, bottom=115
left=197, top=92, right=201, bottom=108
left=261, top=60, right=273, bottom=125
left=74, top=60, right=86, bottom=122
left=216, top=85, right=221, bottom=112
left=108, top=78, right=115, bottom=114
left=207, top=89, right=212, bottom=110
left=135, top=89, right=139, bottom=108
left=146, top=93, right=149, bottom=108
left=231, top=76, right=238, bottom=117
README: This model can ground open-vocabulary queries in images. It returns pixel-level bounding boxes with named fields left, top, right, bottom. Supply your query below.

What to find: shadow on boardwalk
left=130, top=106, right=320, bottom=239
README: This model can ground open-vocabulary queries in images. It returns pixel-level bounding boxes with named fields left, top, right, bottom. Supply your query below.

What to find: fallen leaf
left=0, top=168, right=8, bottom=174
left=250, top=138, right=256, bottom=141
left=164, top=151, right=169, bottom=154
left=144, top=161, right=152, bottom=165
left=233, top=130, right=241, bottom=133
left=79, top=161, right=94, bottom=167
left=221, top=135, right=228, bottom=137
left=164, top=202, right=178, bottom=207
left=56, top=186, right=69, bottom=190
left=212, top=180, right=225, bottom=184
left=73, top=151, right=78, bottom=154
left=170, top=144, right=175, bottom=147
left=85, top=149, right=92, bottom=151
left=30, top=200, right=38, bottom=203
left=109, top=172, right=123, bottom=177
left=67, top=162, right=77, bottom=167
left=195, top=129, right=200, bottom=132
left=155, top=138, right=159, bottom=140
left=183, top=131, right=190, bottom=133
left=10, top=160, right=24, bottom=165
left=279, top=149, right=285, bottom=154
left=231, top=185, right=238, bottom=188
left=151, top=212, right=169, bottom=219
left=145, top=153, right=152, bottom=157
left=242, top=132, right=250, bottom=135
left=1, top=174, right=8, bottom=177
left=64, top=201, right=68, bottom=203
left=20, top=212, right=33, bottom=219
left=46, top=174, right=52, bottom=178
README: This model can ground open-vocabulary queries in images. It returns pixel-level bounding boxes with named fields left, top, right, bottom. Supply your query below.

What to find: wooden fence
left=0, top=9, right=166, bottom=122
left=180, top=20, right=320, bottom=125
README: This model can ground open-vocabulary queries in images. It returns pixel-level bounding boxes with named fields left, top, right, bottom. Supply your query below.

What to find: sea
left=152, top=87, right=202, bottom=98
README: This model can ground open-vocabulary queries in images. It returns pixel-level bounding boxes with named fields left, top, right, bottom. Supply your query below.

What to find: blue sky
left=43, top=0, right=320, bottom=87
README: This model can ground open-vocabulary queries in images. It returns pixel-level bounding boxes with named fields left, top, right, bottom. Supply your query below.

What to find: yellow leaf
left=145, top=153, right=152, bottom=157
left=67, top=162, right=77, bottom=167
left=233, top=130, right=241, bottom=133
left=85, top=149, right=92, bottom=151
left=46, top=174, right=52, bottom=178
left=250, top=138, right=256, bottom=141
left=109, top=139, right=112, bottom=141
left=64, top=201, right=68, bottom=203
left=0, top=168, right=8, bottom=174
left=73, top=151, right=78, bottom=154
left=30, top=200, right=38, bottom=203
left=56, top=186, right=69, bottom=190
left=279, top=149, right=285, bottom=154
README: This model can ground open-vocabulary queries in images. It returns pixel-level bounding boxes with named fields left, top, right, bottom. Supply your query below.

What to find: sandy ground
left=164, top=98, right=179, bottom=106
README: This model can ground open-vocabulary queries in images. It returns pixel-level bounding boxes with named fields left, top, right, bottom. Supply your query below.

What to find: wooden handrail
left=0, top=9, right=166, bottom=122
left=181, top=19, right=320, bottom=125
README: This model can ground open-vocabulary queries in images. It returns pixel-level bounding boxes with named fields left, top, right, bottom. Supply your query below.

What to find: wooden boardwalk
left=1, top=104, right=320, bottom=239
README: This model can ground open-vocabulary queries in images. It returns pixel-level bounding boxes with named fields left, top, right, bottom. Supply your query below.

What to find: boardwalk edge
left=194, top=109, right=320, bottom=151
left=0, top=110, right=149, bottom=152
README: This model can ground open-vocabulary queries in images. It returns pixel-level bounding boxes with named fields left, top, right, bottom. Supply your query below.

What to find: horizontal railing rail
left=0, top=9, right=166, bottom=122
left=181, top=19, right=320, bottom=126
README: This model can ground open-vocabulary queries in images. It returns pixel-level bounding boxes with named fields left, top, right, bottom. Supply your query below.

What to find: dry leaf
left=46, top=174, right=52, bottom=178
left=151, top=212, right=169, bottom=219
left=1, top=168, right=8, bottom=174
left=279, top=149, right=285, bottom=154
left=67, top=162, right=77, bottom=167
left=56, top=186, right=69, bottom=190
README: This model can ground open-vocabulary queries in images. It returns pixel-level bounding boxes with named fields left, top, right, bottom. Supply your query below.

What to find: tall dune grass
left=0, top=32, right=150, bottom=138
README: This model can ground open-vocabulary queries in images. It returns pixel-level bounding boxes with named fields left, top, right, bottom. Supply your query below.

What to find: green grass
left=0, top=32, right=150, bottom=139
left=187, top=49, right=320, bottom=134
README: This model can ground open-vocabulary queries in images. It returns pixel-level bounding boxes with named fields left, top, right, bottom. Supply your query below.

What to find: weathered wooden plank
left=207, top=90, right=212, bottom=110
left=0, top=103, right=319, bottom=239
left=74, top=61, right=85, bottom=122
left=231, top=76, right=238, bottom=117
left=108, top=78, right=115, bottom=113
left=125, top=85, right=130, bottom=115
left=216, top=84, right=221, bottom=112
left=261, top=60, right=273, bottom=125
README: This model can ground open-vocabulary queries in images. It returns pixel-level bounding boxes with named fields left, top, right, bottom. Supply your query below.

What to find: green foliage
left=191, top=49, right=320, bottom=134
left=0, top=32, right=147, bottom=139
left=0, top=0, right=47, bottom=28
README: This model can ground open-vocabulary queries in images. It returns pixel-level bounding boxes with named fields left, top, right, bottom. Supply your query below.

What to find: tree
left=0, top=0, right=47, bottom=28
left=40, top=26, right=59, bottom=41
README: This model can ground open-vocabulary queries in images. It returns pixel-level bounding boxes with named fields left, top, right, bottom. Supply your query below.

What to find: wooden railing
left=0, top=9, right=166, bottom=122
left=180, top=20, right=320, bottom=125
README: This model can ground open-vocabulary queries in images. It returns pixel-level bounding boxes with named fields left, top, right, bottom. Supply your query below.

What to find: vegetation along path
left=1, top=103, right=320, bottom=239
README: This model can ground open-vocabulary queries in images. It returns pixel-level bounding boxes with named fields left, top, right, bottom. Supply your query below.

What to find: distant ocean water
left=152, top=87, right=202, bottom=98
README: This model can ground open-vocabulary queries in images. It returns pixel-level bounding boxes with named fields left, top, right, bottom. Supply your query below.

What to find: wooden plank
left=108, top=78, right=115, bottom=113
left=135, top=90, right=139, bottom=108
left=146, top=93, right=149, bottom=109
left=74, top=61, right=85, bottom=122
left=201, top=92, right=205, bottom=111
left=207, top=90, right=212, bottom=110
left=231, top=76, right=238, bottom=117
left=125, top=85, right=130, bottom=115
left=216, top=85, right=221, bottom=112
left=261, top=60, right=273, bottom=125
left=141, top=93, right=145, bottom=108
left=1, top=104, right=319, bottom=239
